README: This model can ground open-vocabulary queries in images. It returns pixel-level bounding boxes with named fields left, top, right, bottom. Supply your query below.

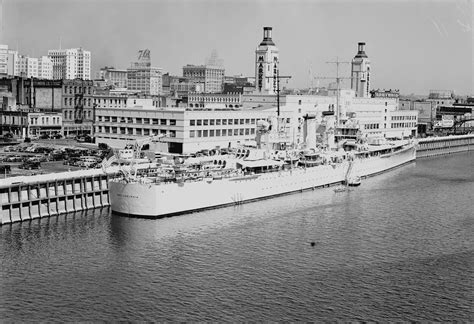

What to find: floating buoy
left=310, top=242, right=316, bottom=247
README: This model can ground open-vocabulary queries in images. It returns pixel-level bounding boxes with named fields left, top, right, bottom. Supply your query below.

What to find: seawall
left=417, top=134, right=474, bottom=158
left=0, top=168, right=120, bottom=226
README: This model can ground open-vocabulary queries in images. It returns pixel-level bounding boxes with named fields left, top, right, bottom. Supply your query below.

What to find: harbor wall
left=0, top=168, right=116, bottom=226
left=417, top=134, right=474, bottom=158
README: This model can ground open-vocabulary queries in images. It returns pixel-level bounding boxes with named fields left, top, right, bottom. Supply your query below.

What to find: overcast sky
left=1, top=0, right=473, bottom=95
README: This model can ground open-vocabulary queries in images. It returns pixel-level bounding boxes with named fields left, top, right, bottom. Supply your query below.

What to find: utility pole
left=314, top=57, right=353, bottom=124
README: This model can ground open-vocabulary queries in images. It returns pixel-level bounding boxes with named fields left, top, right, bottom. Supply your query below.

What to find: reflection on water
left=1, top=153, right=473, bottom=321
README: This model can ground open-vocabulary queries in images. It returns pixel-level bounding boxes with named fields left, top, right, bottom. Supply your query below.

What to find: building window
left=160, top=119, right=166, bottom=125
left=153, top=119, right=159, bottom=125
left=197, top=130, right=202, bottom=137
left=216, top=119, right=221, bottom=125
left=228, top=119, right=233, bottom=125
left=190, top=130, right=195, bottom=138
left=190, top=119, right=196, bottom=126
left=136, top=118, right=142, bottom=124
left=298, top=100, right=302, bottom=105
left=169, top=119, right=176, bottom=126
left=203, top=130, right=208, bottom=137
left=245, top=128, right=250, bottom=135
left=222, top=129, right=227, bottom=136
left=222, top=119, right=227, bottom=125
left=234, top=129, right=239, bottom=136
left=216, top=129, right=221, bottom=136
left=210, top=119, right=215, bottom=126
left=203, top=119, right=209, bottom=126
left=197, top=119, right=202, bottom=126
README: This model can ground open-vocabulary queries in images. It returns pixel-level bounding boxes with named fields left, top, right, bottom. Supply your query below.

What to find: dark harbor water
left=1, top=153, right=473, bottom=321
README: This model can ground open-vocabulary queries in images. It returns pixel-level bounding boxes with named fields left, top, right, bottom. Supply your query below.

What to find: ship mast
left=314, top=57, right=353, bottom=124
left=266, top=70, right=291, bottom=117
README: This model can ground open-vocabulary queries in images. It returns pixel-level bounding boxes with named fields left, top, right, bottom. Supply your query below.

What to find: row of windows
left=63, top=110, right=92, bottom=120
left=391, top=122, right=416, bottom=128
left=190, top=118, right=258, bottom=126
left=364, top=123, right=380, bottom=129
left=189, top=128, right=256, bottom=138
left=64, top=86, right=92, bottom=95
left=96, top=116, right=176, bottom=125
left=29, top=117, right=61, bottom=125
left=97, top=127, right=176, bottom=137
left=391, top=115, right=416, bottom=121
left=189, top=97, right=240, bottom=103
left=64, top=98, right=93, bottom=107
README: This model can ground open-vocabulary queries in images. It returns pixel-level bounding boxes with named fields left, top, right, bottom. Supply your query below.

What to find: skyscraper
left=48, top=48, right=91, bottom=80
left=127, top=49, right=162, bottom=96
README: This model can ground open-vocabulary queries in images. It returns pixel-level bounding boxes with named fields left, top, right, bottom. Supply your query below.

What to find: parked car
left=5, top=154, right=24, bottom=162
left=64, top=157, right=81, bottom=166
left=19, top=160, right=41, bottom=170
left=39, top=133, right=50, bottom=139
left=76, top=135, right=92, bottom=143
left=0, top=164, right=11, bottom=174
left=3, top=145, right=18, bottom=152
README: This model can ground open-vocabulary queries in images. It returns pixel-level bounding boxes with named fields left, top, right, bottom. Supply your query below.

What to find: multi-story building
left=0, top=109, right=28, bottom=138
left=94, top=105, right=271, bottom=154
left=18, top=56, right=38, bottom=78
left=188, top=92, right=242, bottom=109
left=254, top=27, right=279, bottom=95
left=351, top=42, right=371, bottom=98
left=61, top=79, right=94, bottom=136
left=0, top=85, right=28, bottom=137
left=38, top=56, right=53, bottom=80
left=426, top=89, right=455, bottom=110
left=27, top=112, right=62, bottom=138
left=48, top=48, right=91, bottom=80
left=6, top=49, right=19, bottom=76
left=0, top=44, right=8, bottom=75
left=183, top=64, right=224, bottom=93
left=127, top=49, right=162, bottom=95
left=97, top=67, right=128, bottom=88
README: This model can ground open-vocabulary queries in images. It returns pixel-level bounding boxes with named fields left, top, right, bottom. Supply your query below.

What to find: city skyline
left=1, top=0, right=472, bottom=96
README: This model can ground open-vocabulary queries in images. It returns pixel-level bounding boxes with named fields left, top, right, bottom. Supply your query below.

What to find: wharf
left=417, top=134, right=474, bottom=158
left=0, top=167, right=119, bottom=226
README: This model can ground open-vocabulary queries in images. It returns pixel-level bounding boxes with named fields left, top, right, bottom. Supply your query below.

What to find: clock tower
left=351, top=42, right=371, bottom=98
left=255, top=27, right=279, bottom=94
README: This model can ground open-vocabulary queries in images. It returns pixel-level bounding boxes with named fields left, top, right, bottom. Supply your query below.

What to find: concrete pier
left=0, top=168, right=113, bottom=226
left=417, top=134, right=474, bottom=158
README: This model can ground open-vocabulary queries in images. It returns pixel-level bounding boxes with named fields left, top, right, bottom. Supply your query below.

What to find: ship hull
left=110, top=145, right=416, bottom=218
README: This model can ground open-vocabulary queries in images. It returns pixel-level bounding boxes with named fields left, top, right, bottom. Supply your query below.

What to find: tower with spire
left=255, top=27, right=279, bottom=94
left=351, top=42, right=371, bottom=98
